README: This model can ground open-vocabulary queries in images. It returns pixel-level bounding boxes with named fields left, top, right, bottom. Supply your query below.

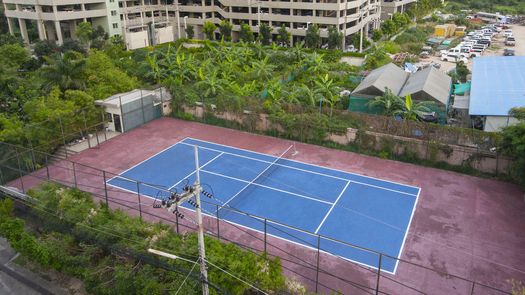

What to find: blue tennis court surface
left=107, top=137, right=420, bottom=273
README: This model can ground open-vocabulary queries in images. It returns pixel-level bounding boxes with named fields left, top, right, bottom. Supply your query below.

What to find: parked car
left=477, top=39, right=491, bottom=46
left=441, top=53, right=468, bottom=63
left=469, top=48, right=484, bottom=57
left=505, top=36, right=516, bottom=46
left=504, top=30, right=513, bottom=38
left=503, top=49, right=515, bottom=56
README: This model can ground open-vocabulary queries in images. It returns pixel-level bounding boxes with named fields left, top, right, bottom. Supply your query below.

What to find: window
left=111, top=10, right=117, bottom=16
left=105, top=112, right=113, bottom=122
left=110, top=0, right=115, bottom=2
left=112, top=23, right=119, bottom=29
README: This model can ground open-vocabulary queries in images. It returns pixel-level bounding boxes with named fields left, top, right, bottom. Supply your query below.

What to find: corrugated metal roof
left=469, top=57, right=525, bottom=116
left=352, top=63, right=409, bottom=96
left=399, top=66, right=452, bottom=105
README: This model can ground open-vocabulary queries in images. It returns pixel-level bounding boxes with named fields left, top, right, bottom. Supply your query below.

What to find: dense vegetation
left=500, top=108, right=525, bottom=187
left=0, top=183, right=287, bottom=294
left=446, top=0, right=525, bottom=15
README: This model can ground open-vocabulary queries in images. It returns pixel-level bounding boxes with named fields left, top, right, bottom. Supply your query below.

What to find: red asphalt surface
left=10, top=117, right=525, bottom=294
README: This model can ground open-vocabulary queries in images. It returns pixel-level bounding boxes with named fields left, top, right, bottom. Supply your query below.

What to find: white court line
left=219, top=145, right=294, bottom=209
left=183, top=137, right=421, bottom=190
left=106, top=180, right=397, bottom=274
left=180, top=141, right=418, bottom=197
left=107, top=141, right=184, bottom=183
left=392, top=187, right=421, bottom=274
left=314, top=180, right=351, bottom=234
left=167, top=152, right=224, bottom=191
left=201, top=169, right=333, bottom=205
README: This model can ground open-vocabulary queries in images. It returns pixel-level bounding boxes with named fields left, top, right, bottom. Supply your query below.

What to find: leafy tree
left=395, top=94, right=434, bottom=121
left=327, top=26, right=343, bottom=49
left=0, top=33, right=22, bottom=46
left=381, top=19, right=397, bottom=36
left=371, top=29, right=383, bottom=42
left=33, top=40, right=60, bottom=60
left=60, top=39, right=86, bottom=54
left=90, top=25, right=108, bottom=49
left=367, top=88, right=405, bottom=116
left=249, top=56, right=275, bottom=80
left=0, top=44, right=30, bottom=69
left=195, top=67, right=228, bottom=98
left=392, top=13, right=410, bottom=29
left=351, top=33, right=369, bottom=50
left=219, top=20, right=233, bottom=41
left=239, top=23, right=254, bottom=42
left=76, top=22, right=93, bottom=48
left=84, top=50, right=138, bottom=99
left=109, top=34, right=125, bottom=47
left=305, top=23, right=320, bottom=48
left=292, top=84, right=322, bottom=106
left=259, top=23, right=272, bottom=45
left=185, top=25, right=195, bottom=39
left=500, top=108, right=525, bottom=186
left=277, top=25, right=290, bottom=46
left=40, top=51, right=87, bottom=90
left=203, top=21, right=216, bottom=40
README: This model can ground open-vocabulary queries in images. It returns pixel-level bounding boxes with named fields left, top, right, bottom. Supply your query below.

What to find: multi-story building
left=2, top=0, right=121, bottom=44
left=3, top=0, right=388, bottom=49
left=120, top=0, right=382, bottom=49
left=380, top=0, right=416, bottom=20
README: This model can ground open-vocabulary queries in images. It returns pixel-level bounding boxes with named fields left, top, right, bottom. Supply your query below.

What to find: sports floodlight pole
left=153, top=145, right=208, bottom=295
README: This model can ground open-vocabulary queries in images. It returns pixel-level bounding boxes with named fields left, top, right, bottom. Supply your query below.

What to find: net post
left=264, top=218, right=267, bottom=253
left=376, top=253, right=382, bottom=295
left=103, top=171, right=108, bottom=206
left=72, top=162, right=77, bottom=188
left=315, top=235, right=321, bottom=293
left=136, top=181, right=142, bottom=219
left=216, top=205, right=220, bottom=239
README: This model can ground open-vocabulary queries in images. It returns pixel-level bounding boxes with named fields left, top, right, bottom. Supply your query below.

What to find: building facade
left=3, top=0, right=393, bottom=49
left=380, top=0, right=416, bottom=20
left=3, top=0, right=121, bottom=44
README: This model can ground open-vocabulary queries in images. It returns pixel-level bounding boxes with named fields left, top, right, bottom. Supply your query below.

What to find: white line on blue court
left=183, top=137, right=420, bottom=190
left=167, top=151, right=224, bottom=191
left=201, top=169, right=333, bottom=205
left=180, top=141, right=417, bottom=197
left=314, top=180, right=351, bottom=234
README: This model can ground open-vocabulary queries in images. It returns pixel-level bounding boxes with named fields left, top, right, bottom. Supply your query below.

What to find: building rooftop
left=352, top=63, right=409, bottom=97
left=96, top=88, right=170, bottom=107
left=469, top=57, right=525, bottom=116
left=399, top=66, right=452, bottom=105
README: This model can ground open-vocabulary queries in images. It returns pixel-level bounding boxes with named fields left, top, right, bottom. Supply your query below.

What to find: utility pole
left=153, top=145, right=209, bottom=295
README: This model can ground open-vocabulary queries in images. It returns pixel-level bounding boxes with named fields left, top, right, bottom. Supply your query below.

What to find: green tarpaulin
left=454, top=82, right=471, bottom=95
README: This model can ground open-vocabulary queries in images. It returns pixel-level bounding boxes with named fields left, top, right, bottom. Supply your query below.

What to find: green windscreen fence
left=347, top=96, right=383, bottom=114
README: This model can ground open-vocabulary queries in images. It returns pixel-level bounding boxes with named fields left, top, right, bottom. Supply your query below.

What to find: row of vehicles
left=439, top=24, right=516, bottom=63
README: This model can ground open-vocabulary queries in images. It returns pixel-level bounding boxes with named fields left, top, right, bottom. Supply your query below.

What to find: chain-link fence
left=0, top=143, right=514, bottom=295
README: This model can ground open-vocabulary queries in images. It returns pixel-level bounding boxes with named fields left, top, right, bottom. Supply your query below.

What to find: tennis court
left=107, top=137, right=420, bottom=273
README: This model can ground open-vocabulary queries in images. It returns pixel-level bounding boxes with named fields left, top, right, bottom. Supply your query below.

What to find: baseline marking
left=314, top=180, right=351, bottom=234
left=180, top=141, right=417, bottom=197
left=183, top=137, right=420, bottom=190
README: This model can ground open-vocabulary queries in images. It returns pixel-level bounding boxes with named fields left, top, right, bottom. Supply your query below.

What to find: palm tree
left=303, top=52, right=328, bottom=75
left=395, top=94, right=435, bottom=121
left=144, top=52, right=164, bottom=84
left=195, top=67, right=227, bottom=98
left=314, top=74, right=341, bottom=117
left=292, top=84, right=322, bottom=107
left=367, top=88, right=405, bottom=116
left=249, top=56, right=276, bottom=81
left=41, top=51, right=87, bottom=90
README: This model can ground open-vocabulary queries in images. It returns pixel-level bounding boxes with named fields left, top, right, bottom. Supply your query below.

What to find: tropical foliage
left=500, top=108, right=525, bottom=186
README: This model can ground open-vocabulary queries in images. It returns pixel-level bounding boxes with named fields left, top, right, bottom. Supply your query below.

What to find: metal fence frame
left=0, top=142, right=513, bottom=295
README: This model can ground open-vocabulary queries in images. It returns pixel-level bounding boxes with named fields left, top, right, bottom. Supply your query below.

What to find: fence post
left=72, top=162, right=77, bottom=188
left=58, top=116, right=68, bottom=158
left=14, top=147, right=25, bottom=193
left=470, top=281, right=475, bottom=295
left=216, top=205, right=220, bottom=239
left=45, top=154, right=50, bottom=180
left=136, top=182, right=142, bottom=219
left=375, top=254, right=382, bottom=295
left=103, top=171, right=108, bottom=206
left=264, top=218, right=267, bottom=253
left=140, top=90, right=146, bottom=124
left=315, top=235, right=321, bottom=293
left=83, top=112, right=91, bottom=149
